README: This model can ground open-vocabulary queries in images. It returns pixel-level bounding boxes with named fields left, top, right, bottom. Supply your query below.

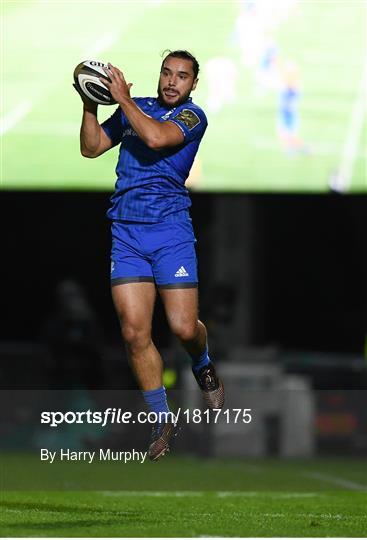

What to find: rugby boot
left=148, top=421, right=179, bottom=462
left=193, top=362, right=225, bottom=409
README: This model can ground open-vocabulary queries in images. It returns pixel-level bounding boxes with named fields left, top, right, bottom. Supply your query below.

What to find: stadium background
left=1, top=0, right=367, bottom=537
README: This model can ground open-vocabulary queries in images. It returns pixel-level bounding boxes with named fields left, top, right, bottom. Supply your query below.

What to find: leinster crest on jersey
left=175, top=109, right=200, bottom=130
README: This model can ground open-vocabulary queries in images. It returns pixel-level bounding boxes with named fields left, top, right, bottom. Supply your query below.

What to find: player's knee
left=121, top=323, right=150, bottom=350
left=171, top=319, right=199, bottom=343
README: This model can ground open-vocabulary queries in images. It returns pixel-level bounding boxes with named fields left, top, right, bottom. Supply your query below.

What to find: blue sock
left=191, top=346, right=210, bottom=374
left=142, top=386, right=170, bottom=417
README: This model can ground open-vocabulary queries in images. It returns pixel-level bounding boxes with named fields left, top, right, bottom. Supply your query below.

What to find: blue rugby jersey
left=101, top=97, right=207, bottom=222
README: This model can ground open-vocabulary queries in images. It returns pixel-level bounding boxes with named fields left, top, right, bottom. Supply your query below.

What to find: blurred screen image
left=1, top=0, right=366, bottom=193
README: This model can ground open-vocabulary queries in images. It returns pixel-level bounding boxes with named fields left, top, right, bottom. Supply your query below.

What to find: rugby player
left=75, top=50, right=224, bottom=461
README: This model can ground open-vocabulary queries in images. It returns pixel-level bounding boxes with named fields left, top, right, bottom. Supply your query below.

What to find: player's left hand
left=100, top=64, right=133, bottom=103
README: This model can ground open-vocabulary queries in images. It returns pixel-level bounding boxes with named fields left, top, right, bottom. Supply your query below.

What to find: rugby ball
left=73, top=60, right=117, bottom=105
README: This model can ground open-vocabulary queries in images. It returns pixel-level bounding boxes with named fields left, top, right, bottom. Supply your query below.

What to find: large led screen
left=1, top=0, right=366, bottom=192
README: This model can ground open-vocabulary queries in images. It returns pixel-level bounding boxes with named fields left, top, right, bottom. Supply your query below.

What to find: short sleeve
left=168, top=106, right=207, bottom=143
left=101, top=107, right=126, bottom=146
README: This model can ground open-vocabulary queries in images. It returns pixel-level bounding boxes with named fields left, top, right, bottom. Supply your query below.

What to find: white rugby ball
left=73, top=60, right=117, bottom=105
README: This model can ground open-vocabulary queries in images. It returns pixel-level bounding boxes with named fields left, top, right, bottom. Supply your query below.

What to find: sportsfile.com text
left=41, top=408, right=252, bottom=427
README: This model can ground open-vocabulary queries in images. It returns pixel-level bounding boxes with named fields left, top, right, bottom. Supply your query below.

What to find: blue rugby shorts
left=110, top=211, right=198, bottom=288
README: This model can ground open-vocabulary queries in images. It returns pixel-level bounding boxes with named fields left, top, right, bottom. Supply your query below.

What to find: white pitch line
left=302, top=471, right=367, bottom=491
left=264, top=512, right=348, bottom=520
left=269, top=492, right=324, bottom=499
left=0, top=32, right=119, bottom=138
left=216, top=491, right=261, bottom=498
left=0, top=100, right=33, bottom=136
left=101, top=490, right=325, bottom=498
left=11, top=121, right=81, bottom=136
left=331, top=53, right=367, bottom=192
left=252, top=137, right=365, bottom=158
left=82, top=31, right=118, bottom=60
left=101, top=490, right=205, bottom=497
left=217, top=491, right=324, bottom=498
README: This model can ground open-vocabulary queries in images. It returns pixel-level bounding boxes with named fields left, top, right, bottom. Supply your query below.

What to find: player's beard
left=157, top=84, right=192, bottom=108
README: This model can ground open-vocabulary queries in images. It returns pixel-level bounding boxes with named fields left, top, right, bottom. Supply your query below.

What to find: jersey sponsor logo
left=174, top=266, right=189, bottom=277
left=122, top=127, right=138, bottom=138
left=174, top=109, right=200, bottom=130
left=111, top=261, right=115, bottom=274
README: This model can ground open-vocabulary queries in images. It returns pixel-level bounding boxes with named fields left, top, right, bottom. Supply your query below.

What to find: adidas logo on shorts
left=174, top=266, right=189, bottom=278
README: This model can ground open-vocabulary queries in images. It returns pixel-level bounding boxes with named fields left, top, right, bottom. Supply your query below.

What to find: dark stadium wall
left=1, top=191, right=366, bottom=355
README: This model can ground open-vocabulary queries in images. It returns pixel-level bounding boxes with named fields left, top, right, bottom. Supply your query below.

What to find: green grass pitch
left=1, top=0, right=366, bottom=193
left=1, top=456, right=366, bottom=536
